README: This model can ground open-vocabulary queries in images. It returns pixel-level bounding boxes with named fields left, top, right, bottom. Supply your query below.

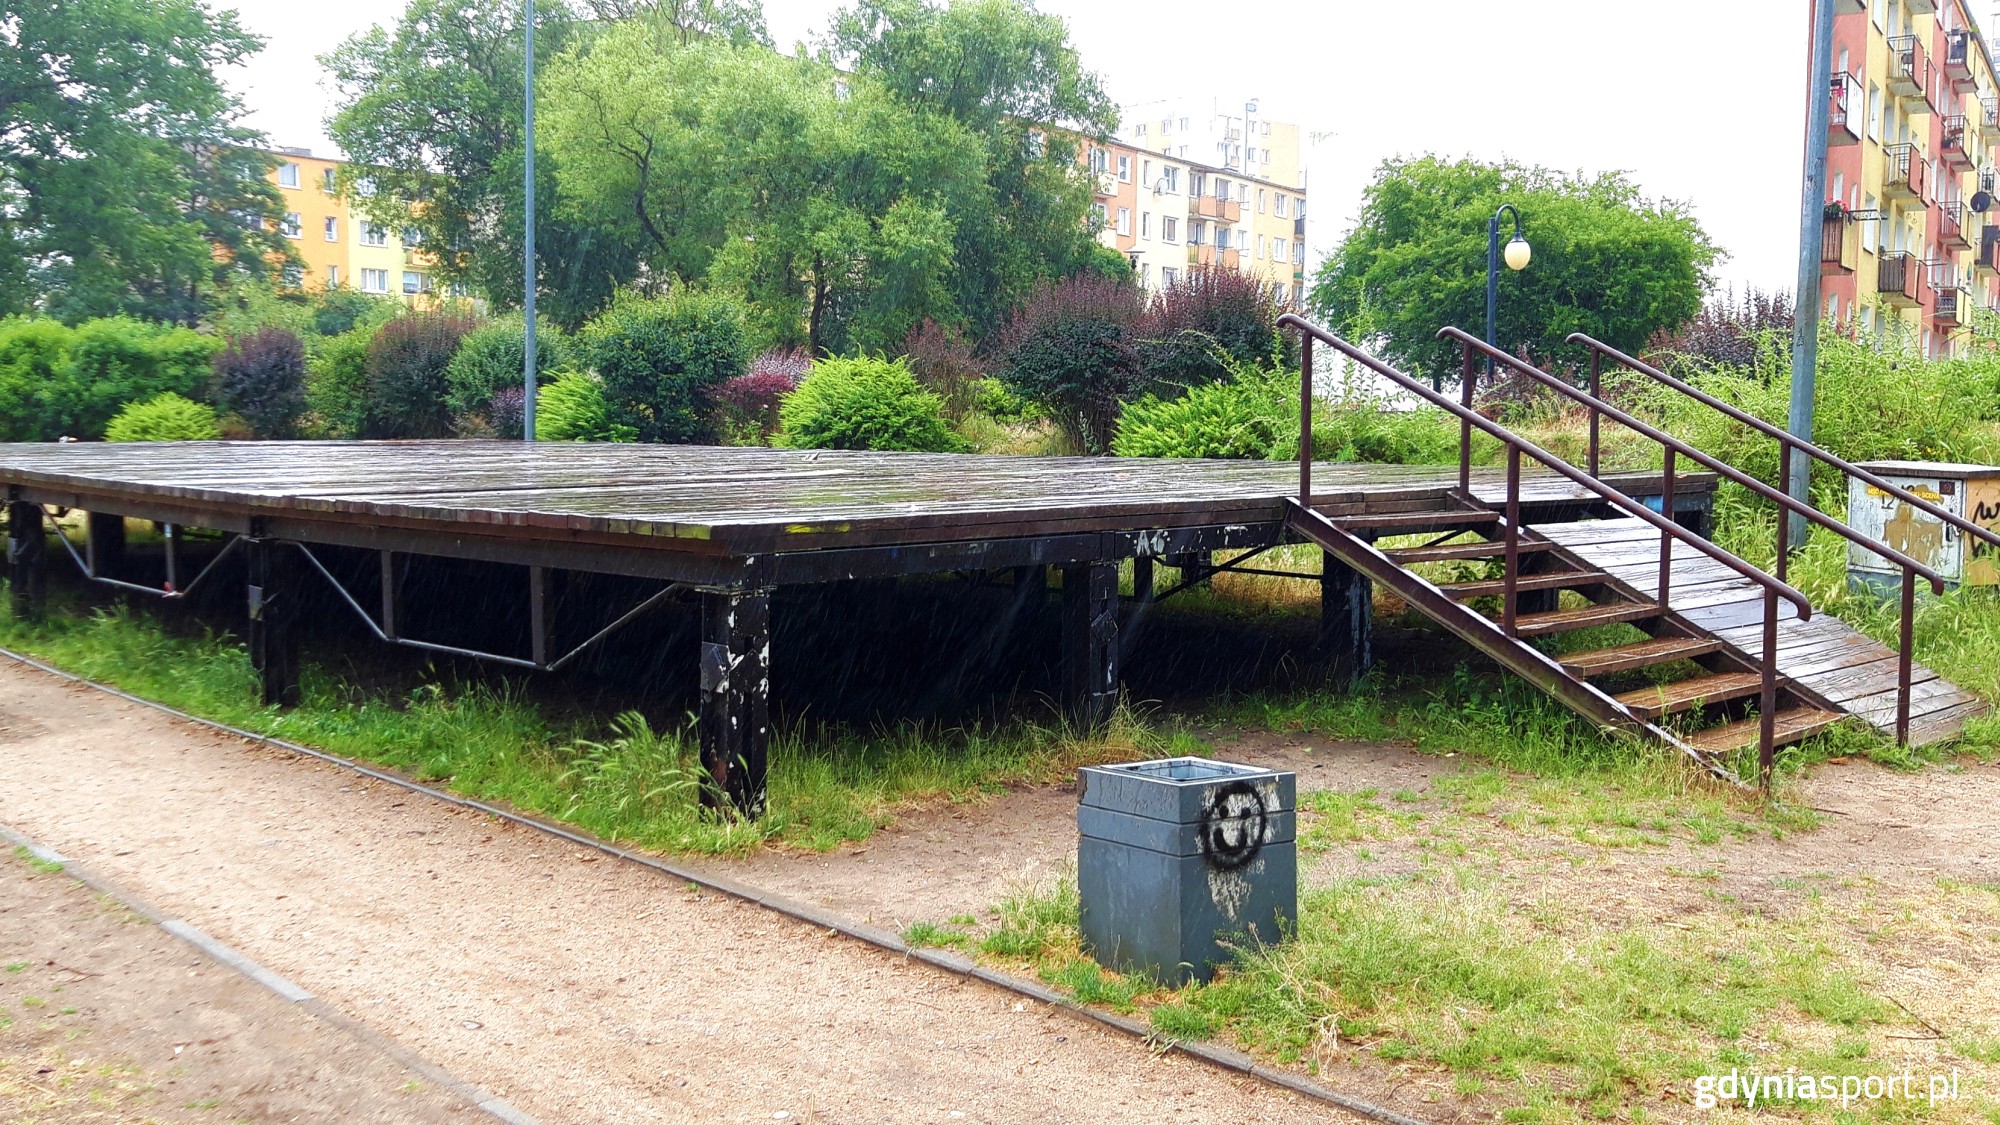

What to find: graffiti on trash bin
left=1196, top=780, right=1269, bottom=871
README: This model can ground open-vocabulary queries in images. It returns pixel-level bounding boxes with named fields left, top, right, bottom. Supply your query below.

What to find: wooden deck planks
left=0, top=441, right=1703, bottom=554
left=1539, top=517, right=1989, bottom=746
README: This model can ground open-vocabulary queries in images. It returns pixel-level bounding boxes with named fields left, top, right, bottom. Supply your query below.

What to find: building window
left=402, top=225, right=424, bottom=246
left=281, top=263, right=303, bottom=288
left=1161, top=166, right=1179, bottom=193
left=360, top=268, right=389, bottom=293
left=1141, top=160, right=1151, bottom=186
left=1259, top=235, right=1269, bottom=259
left=1025, top=131, right=1046, bottom=159
left=1258, top=189, right=1267, bottom=213
left=327, top=265, right=339, bottom=288
left=355, top=175, right=377, bottom=197
left=324, top=216, right=338, bottom=242
left=1292, top=242, right=1304, bottom=265
left=1090, top=147, right=1109, bottom=174
left=1135, top=123, right=1147, bottom=137
left=1141, top=212, right=1152, bottom=238
left=1162, top=266, right=1180, bottom=286
left=280, top=212, right=301, bottom=238
left=402, top=270, right=430, bottom=295
left=1116, top=207, right=1131, bottom=236
left=322, top=167, right=337, bottom=193
left=1178, top=117, right=1188, bottom=131
left=1275, top=194, right=1288, bottom=217
left=361, top=223, right=387, bottom=247
left=448, top=279, right=470, bottom=298
left=1190, top=220, right=1205, bottom=246
left=1291, top=282, right=1304, bottom=305
left=278, top=163, right=299, bottom=188
left=1163, top=216, right=1179, bottom=243
left=1868, top=83, right=1882, bottom=142
left=1117, top=154, right=1131, bottom=183
left=1863, top=193, right=1878, bottom=253
left=1274, top=238, right=1288, bottom=261
left=1216, top=178, right=1231, bottom=200
left=1160, top=117, right=1172, bottom=132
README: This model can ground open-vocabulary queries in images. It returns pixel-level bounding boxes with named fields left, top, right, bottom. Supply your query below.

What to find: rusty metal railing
left=1285, top=313, right=1813, bottom=782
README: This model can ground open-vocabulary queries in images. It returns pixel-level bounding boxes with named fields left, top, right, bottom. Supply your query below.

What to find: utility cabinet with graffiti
left=1076, top=758, right=1296, bottom=985
left=1848, top=462, right=2000, bottom=595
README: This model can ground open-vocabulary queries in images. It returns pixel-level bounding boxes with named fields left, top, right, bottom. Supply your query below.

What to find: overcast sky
left=226, top=0, right=1807, bottom=294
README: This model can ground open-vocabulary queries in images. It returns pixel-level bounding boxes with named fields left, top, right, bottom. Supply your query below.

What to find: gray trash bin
left=1076, top=756, right=1296, bottom=985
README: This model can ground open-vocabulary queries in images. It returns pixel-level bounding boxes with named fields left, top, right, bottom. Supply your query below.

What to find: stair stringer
left=1284, top=499, right=1746, bottom=782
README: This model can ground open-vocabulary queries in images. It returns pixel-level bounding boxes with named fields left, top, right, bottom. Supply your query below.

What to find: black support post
left=1318, top=550, right=1372, bottom=684
left=699, top=588, right=771, bottom=818
left=86, top=512, right=125, bottom=579
left=246, top=539, right=300, bottom=706
left=1061, top=561, right=1119, bottom=729
left=7, top=500, right=44, bottom=621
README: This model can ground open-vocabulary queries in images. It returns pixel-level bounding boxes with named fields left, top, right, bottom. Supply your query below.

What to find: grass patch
left=11, top=846, right=64, bottom=876
left=0, top=597, right=1179, bottom=856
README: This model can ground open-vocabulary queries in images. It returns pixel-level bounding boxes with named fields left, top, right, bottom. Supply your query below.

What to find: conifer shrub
left=776, top=356, right=968, bottom=453
left=104, top=393, right=222, bottom=442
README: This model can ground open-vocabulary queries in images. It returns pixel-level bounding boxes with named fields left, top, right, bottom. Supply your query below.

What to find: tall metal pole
left=1486, top=212, right=1501, bottom=384
left=522, top=0, right=537, bottom=442
left=1788, top=0, right=1837, bottom=545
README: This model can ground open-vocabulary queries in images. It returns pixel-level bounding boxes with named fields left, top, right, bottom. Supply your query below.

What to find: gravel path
left=0, top=662, right=1346, bottom=1124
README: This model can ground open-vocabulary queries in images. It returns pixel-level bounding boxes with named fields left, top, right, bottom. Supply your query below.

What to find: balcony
left=1887, top=36, right=1932, bottom=111
left=1947, top=30, right=1978, bottom=92
left=1878, top=251, right=1921, bottom=305
left=1907, top=0, right=1935, bottom=14
left=1821, top=214, right=1857, bottom=273
left=1191, top=194, right=1240, bottom=223
left=1943, top=116, right=1975, bottom=170
left=1829, top=73, right=1861, bottom=146
left=1986, top=96, right=1999, bottom=129
left=1934, top=272, right=1970, bottom=326
left=1883, top=143, right=1926, bottom=201
left=1192, top=245, right=1240, bottom=270
left=1980, top=225, right=2000, bottom=276
left=1941, top=199, right=1971, bottom=249
left=1293, top=216, right=1305, bottom=238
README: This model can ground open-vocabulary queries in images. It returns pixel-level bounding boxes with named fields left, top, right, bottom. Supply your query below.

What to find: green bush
left=104, top=393, right=222, bottom=442
left=536, top=369, right=636, bottom=442
left=55, top=317, right=221, bottom=439
left=1112, top=367, right=1298, bottom=459
left=302, top=325, right=375, bottom=439
left=0, top=318, right=77, bottom=441
left=445, top=315, right=569, bottom=420
left=776, top=356, right=969, bottom=453
left=993, top=274, right=1147, bottom=453
left=576, top=288, right=749, bottom=444
left=363, top=313, right=478, bottom=438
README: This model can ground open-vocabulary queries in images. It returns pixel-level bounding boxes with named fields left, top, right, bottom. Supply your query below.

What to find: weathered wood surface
left=1539, top=517, right=1988, bottom=746
left=0, top=442, right=1706, bottom=555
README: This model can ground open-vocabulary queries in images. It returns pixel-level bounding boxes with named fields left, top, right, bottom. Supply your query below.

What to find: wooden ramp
left=1539, top=518, right=1988, bottom=748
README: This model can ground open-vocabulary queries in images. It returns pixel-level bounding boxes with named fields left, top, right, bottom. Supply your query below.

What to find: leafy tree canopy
left=0, top=0, right=288, bottom=323
left=1308, top=156, right=1719, bottom=386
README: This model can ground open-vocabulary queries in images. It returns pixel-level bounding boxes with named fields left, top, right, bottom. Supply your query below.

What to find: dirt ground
left=0, top=851, right=475, bottom=1123
left=0, top=663, right=1349, bottom=1125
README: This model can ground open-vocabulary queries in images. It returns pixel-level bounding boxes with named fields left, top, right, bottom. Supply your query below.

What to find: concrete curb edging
left=0, top=819, right=539, bottom=1125
left=0, top=644, right=1428, bottom=1125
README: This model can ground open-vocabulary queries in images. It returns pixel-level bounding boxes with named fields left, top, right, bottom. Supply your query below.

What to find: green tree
left=321, top=0, right=766, bottom=326
left=1309, top=156, right=1718, bottom=387
left=0, top=0, right=289, bottom=322
left=822, top=0, right=1116, bottom=337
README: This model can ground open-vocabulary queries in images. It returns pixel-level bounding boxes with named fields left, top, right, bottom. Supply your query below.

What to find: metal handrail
left=1562, top=330, right=1982, bottom=747
left=1441, top=328, right=1948, bottom=593
left=1285, top=313, right=1810, bottom=782
left=1565, top=333, right=2000, bottom=562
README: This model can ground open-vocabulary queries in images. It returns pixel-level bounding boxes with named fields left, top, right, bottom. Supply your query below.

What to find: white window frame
left=327, top=264, right=339, bottom=288
left=280, top=212, right=302, bottom=239
left=324, top=216, right=338, bottom=242
left=1163, top=216, right=1179, bottom=243
left=360, top=268, right=389, bottom=293
left=278, top=163, right=300, bottom=188
left=361, top=223, right=388, bottom=247
left=1116, top=207, right=1131, bottom=236
left=402, top=270, right=428, bottom=295
left=1117, top=154, right=1131, bottom=183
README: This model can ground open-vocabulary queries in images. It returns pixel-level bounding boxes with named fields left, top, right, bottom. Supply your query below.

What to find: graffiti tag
left=1196, top=781, right=1269, bottom=871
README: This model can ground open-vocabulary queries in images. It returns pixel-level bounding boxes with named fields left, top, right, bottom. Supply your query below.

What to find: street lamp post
left=1485, top=204, right=1531, bottom=384
left=522, top=0, right=537, bottom=442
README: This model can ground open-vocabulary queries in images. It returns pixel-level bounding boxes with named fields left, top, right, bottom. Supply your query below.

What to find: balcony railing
left=1943, top=115, right=1974, bottom=170
left=1980, top=225, right=2000, bottom=275
left=1888, top=36, right=1932, bottom=110
left=1986, top=96, right=2000, bottom=129
left=1191, top=194, right=1241, bottom=223
left=1820, top=214, right=1856, bottom=273
left=1941, top=199, right=1970, bottom=248
left=1947, top=30, right=1978, bottom=92
left=1192, top=245, right=1240, bottom=270
left=1934, top=275, right=1970, bottom=326
left=1883, top=143, right=1926, bottom=200
left=1830, top=73, right=1861, bottom=146
left=1878, top=251, right=1921, bottom=305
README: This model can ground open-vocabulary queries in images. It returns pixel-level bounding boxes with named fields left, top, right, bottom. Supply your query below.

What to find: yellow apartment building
left=258, top=146, right=454, bottom=307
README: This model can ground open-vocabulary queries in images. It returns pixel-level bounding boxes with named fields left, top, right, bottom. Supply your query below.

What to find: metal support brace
left=1318, top=551, right=1373, bottom=684
left=1061, top=562, right=1119, bottom=730
left=699, top=589, right=771, bottom=818
left=246, top=538, right=300, bottom=707
left=7, top=499, right=44, bottom=621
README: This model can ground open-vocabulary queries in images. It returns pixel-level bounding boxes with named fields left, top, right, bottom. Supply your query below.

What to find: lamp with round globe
left=1485, top=204, right=1530, bottom=381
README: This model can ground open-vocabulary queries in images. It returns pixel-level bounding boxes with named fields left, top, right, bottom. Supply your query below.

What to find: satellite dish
left=1974, top=190, right=1994, bottom=213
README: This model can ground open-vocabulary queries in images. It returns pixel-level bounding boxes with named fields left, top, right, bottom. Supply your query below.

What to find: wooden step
left=1502, top=602, right=1661, bottom=638
left=1559, top=636, right=1724, bottom=677
left=1684, top=708, right=1846, bottom=754
left=1614, top=672, right=1767, bottom=720
left=1440, top=572, right=1606, bottom=600
left=1384, top=540, right=1554, bottom=565
left=1338, top=510, right=1500, bottom=534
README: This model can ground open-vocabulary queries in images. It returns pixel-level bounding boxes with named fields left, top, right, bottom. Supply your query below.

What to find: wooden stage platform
left=1, top=441, right=1711, bottom=812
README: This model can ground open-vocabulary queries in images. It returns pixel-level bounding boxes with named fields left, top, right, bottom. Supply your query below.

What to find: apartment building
left=1118, top=97, right=1303, bottom=193
left=1821, top=0, right=2000, bottom=354
left=1088, top=137, right=1308, bottom=305
left=261, top=146, right=450, bottom=306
